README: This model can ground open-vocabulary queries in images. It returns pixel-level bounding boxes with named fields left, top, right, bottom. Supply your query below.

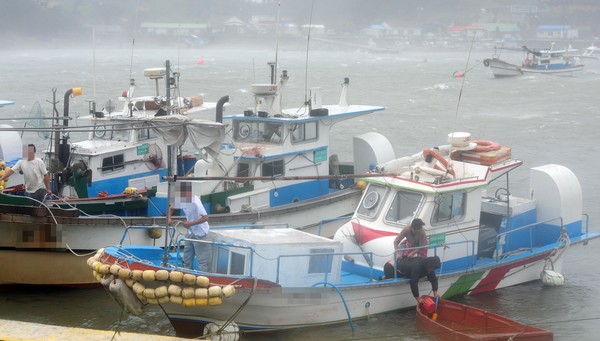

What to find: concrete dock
left=0, top=319, right=191, bottom=340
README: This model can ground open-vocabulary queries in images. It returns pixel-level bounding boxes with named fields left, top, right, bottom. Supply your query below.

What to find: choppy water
left=1, top=46, right=599, bottom=340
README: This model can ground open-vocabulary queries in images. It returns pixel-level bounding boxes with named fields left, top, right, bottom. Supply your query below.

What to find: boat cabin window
left=432, top=192, right=465, bottom=224
left=101, top=154, right=125, bottom=173
left=137, top=127, right=158, bottom=141
left=234, top=121, right=283, bottom=144
left=237, top=162, right=250, bottom=179
left=261, top=159, right=284, bottom=178
left=308, top=248, right=335, bottom=274
left=357, top=183, right=388, bottom=219
left=291, top=122, right=318, bottom=144
left=384, top=190, right=423, bottom=226
left=215, top=246, right=247, bottom=275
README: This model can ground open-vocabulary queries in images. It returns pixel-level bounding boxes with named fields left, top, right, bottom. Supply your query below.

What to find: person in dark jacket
left=383, top=255, right=441, bottom=304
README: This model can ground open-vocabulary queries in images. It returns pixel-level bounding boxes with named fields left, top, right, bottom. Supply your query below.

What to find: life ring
left=422, top=148, right=455, bottom=177
left=473, top=140, right=501, bottom=153
left=483, top=59, right=490, bottom=67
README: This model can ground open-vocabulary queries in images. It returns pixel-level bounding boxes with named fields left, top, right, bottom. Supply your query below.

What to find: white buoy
left=203, top=321, right=240, bottom=341
left=541, top=269, right=565, bottom=286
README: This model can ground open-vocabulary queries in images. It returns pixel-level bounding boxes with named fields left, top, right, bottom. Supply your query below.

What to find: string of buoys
left=87, top=248, right=236, bottom=314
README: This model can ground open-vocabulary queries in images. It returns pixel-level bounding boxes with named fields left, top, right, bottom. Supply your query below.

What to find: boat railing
left=211, top=222, right=290, bottom=230
left=394, top=240, right=476, bottom=275
left=119, top=224, right=177, bottom=247
left=493, top=216, right=564, bottom=261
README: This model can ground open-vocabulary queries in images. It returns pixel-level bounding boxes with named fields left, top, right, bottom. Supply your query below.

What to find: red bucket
left=421, top=296, right=436, bottom=315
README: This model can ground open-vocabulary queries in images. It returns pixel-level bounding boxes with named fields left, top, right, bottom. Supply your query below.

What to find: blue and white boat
left=88, top=131, right=599, bottom=336
left=485, top=44, right=584, bottom=77
left=151, top=61, right=387, bottom=236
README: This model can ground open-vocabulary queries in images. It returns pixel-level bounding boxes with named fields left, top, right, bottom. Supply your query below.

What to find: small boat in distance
left=416, top=296, right=553, bottom=340
left=484, top=44, right=584, bottom=77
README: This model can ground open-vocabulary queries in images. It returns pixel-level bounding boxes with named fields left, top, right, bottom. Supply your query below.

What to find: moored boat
left=416, top=296, right=553, bottom=340
left=82, top=131, right=599, bottom=337
left=484, top=44, right=584, bottom=77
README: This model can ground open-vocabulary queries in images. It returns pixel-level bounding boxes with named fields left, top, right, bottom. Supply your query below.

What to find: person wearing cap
left=393, top=218, right=429, bottom=259
left=383, top=255, right=441, bottom=303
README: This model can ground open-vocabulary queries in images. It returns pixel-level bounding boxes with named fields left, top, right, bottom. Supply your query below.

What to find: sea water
left=0, top=46, right=599, bottom=340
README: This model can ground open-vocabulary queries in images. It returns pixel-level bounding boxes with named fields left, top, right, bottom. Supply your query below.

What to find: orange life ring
left=422, top=148, right=455, bottom=176
left=473, top=140, right=501, bottom=153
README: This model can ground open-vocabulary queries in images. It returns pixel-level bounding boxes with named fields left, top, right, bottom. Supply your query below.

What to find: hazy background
left=1, top=0, right=599, bottom=50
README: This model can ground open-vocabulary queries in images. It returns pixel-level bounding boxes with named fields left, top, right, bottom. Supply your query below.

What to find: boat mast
left=163, top=60, right=173, bottom=267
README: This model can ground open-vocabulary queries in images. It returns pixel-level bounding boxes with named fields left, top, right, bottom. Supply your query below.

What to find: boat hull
left=158, top=246, right=570, bottom=336
left=416, top=297, right=553, bottom=340
left=485, top=58, right=523, bottom=78
left=521, top=64, right=584, bottom=75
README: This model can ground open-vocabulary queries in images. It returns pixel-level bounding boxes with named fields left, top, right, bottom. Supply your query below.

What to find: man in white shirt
left=0, top=144, right=51, bottom=205
left=169, top=182, right=212, bottom=272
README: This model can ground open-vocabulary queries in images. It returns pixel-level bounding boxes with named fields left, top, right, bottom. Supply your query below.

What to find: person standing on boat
left=0, top=144, right=52, bottom=204
left=393, top=218, right=429, bottom=259
left=168, top=182, right=212, bottom=272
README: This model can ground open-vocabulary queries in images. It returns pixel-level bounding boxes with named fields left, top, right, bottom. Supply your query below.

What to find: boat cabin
left=210, top=228, right=343, bottom=287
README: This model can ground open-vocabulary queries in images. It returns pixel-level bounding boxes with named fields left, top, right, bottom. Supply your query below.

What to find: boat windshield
left=92, top=124, right=129, bottom=141
left=234, top=121, right=283, bottom=144
left=384, top=190, right=423, bottom=226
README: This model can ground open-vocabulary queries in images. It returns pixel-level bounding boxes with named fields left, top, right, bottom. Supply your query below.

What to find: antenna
left=274, top=1, right=281, bottom=84
left=128, top=0, right=141, bottom=88
left=304, top=0, right=315, bottom=108
left=452, top=33, right=476, bottom=135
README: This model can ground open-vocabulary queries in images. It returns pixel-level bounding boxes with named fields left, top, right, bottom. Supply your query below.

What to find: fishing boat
left=573, top=43, right=600, bottom=61
left=484, top=44, right=584, bottom=77
left=149, top=61, right=387, bottom=236
left=0, top=57, right=389, bottom=286
left=84, top=131, right=598, bottom=337
left=0, top=61, right=216, bottom=215
left=483, top=57, right=523, bottom=78
left=416, top=296, right=553, bottom=340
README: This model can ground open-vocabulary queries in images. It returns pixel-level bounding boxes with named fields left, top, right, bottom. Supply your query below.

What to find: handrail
left=494, top=216, right=564, bottom=261
left=119, top=224, right=177, bottom=246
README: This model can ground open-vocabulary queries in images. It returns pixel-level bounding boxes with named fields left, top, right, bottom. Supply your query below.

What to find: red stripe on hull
left=351, top=221, right=397, bottom=245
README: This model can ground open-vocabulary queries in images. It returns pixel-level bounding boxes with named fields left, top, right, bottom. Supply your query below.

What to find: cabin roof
left=224, top=105, right=385, bottom=124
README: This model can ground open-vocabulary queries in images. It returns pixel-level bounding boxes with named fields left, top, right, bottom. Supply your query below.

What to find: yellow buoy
left=158, top=296, right=170, bottom=304
left=132, top=282, right=146, bottom=295
left=142, top=270, right=156, bottom=281
left=181, top=287, right=195, bottom=299
left=167, top=284, right=182, bottom=297
left=195, top=297, right=208, bottom=306
left=196, top=276, right=209, bottom=288
left=155, top=269, right=169, bottom=281
left=131, top=270, right=143, bottom=281
left=183, top=274, right=196, bottom=285
left=109, top=264, right=121, bottom=276
left=208, top=296, right=223, bottom=306
left=182, top=298, right=196, bottom=307
left=170, top=296, right=183, bottom=305
left=195, top=288, right=208, bottom=298
left=356, top=180, right=367, bottom=190
left=169, top=271, right=183, bottom=282
left=98, top=264, right=110, bottom=275
left=222, top=285, right=236, bottom=298
left=143, top=288, right=156, bottom=298
left=118, top=268, right=131, bottom=280
left=146, top=297, right=159, bottom=304
left=154, top=286, right=168, bottom=298
left=208, top=286, right=222, bottom=297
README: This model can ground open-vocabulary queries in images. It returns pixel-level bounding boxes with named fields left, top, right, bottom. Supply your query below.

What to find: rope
left=312, top=281, right=355, bottom=332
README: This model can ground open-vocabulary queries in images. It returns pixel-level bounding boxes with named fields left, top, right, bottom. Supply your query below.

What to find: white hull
left=485, top=58, right=523, bottom=78
left=161, top=248, right=564, bottom=334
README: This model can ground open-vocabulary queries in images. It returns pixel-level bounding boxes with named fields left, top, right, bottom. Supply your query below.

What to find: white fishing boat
left=0, top=59, right=388, bottom=287
left=484, top=44, right=584, bottom=77
left=87, top=131, right=599, bottom=337
left=0, top=61, right=217, bottom=216
left=150, top=61, right=387, bottom=236
left=483, top=57, right=523, bottom=78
